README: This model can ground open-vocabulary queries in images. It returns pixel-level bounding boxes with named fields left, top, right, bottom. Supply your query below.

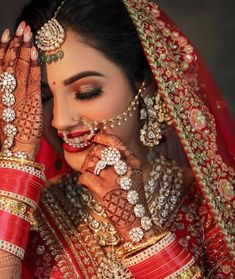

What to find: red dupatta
left=123, top=0, right=235, bottom=258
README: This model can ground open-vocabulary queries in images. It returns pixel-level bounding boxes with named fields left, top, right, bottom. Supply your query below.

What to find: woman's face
left=42, top=30, right=141, bottom=171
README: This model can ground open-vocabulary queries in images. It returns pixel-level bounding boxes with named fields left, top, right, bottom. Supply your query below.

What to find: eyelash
left=41, top=86, right=102, bottom=103
left=75, top=87, right=102, bottom=101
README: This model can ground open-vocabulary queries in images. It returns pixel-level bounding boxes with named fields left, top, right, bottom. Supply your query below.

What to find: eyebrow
left=63, top=71, right=105, bottom=86
left=40, top=71, right=105, bottom=88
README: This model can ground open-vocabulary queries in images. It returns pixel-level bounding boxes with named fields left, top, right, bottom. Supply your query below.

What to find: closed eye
left=75, top=87, right=102, bottom=101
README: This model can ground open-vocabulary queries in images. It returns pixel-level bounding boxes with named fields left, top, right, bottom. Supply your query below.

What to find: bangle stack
left=0, top=154, right=45, bottom=172
left=117, top=231, right=169, bottom=259
left=0, top=156, right=46, bottom=259
left=121, top=232, right=202, bottom=278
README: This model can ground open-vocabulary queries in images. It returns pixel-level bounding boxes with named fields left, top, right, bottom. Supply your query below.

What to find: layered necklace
left=61, top=152, right=184, bottom=248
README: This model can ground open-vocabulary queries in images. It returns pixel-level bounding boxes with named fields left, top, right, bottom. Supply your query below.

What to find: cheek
left=104, top=108, right=140, bottom=145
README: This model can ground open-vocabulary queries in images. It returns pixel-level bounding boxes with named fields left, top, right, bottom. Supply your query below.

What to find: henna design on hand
left=0, top=31, right=42, bottom=159
left=12, top=50, right=42, bottom=157
left=0, top=251, right=21, bottom=279
left=103, top=188, right=136, bottom=228
left=80, top=133, right=155, bottom=241
left=3, top=36, right=22, bottom=74
left=0, top=42, right=9, bottom=69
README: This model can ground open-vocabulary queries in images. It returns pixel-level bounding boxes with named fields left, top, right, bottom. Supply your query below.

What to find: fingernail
left=23, top=26, right=32, bottom=42
left=16, top=21, right=26, bottom=36
left=31, top=46, right=38, bottom=60
left=1, top=29, right=10, bottom=43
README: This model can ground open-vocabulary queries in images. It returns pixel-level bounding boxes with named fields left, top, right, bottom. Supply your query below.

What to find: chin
left=63, top=148, right=90, bottom=172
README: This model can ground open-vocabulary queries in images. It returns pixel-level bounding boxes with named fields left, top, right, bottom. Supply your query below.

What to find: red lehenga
left=22, top=1, right=234, bottom=278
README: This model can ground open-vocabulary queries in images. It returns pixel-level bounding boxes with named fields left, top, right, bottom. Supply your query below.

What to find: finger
left=127, top=153, right=141, bottom=169
left=80, top=147, right=98, bottom=173
left=27, top=46, right=41, bottom=95
left=3, top=22, right=25, bottom=74
left=92, top=143, right=139, bottom=165
left=15, top=26, right=33, bottom=94
left=92, top=144, right=125, bottom=160
left=13, top=46, right=42, bottom=145
left=79, top=171, right=103, bottom=193
left=0, top=29, right=10, bottom=72
left=92, top=133, right=131, bottom=157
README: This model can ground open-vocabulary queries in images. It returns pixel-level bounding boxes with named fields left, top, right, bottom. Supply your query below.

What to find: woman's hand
left=80, top=133, right=159, bottom=242
left=0, top=22, right=42, bottom=160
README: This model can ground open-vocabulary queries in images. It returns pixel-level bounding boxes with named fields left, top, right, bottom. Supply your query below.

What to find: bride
left=0, top=0, right=234, bottom=278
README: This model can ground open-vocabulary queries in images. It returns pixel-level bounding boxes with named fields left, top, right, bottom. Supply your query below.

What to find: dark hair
left=17, top=0, right=153, bottom=90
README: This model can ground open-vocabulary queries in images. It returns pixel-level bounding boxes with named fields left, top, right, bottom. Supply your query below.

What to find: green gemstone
left=40, top=54, right=46, bottom=64
left=57, top=50, right=64, bottom=60
left=51, top=54, right=58, bottom=62
left=46, top=55, right=52, bottom=64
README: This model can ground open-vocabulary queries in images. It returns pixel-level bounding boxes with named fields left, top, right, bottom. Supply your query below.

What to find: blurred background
left=0, top=0, right=234, bottom=117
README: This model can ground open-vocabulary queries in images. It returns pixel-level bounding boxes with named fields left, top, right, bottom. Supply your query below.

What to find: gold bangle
left=0, top=196, right=33, bottom=223
left=0, top=155, right=45, bottom=172
left=0, top=196, right=28, bottom=214
left=117, top=231, right=170, bottom=259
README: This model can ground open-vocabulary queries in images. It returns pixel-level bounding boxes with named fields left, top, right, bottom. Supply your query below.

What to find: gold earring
left=140, top=92, right=171, bottom=147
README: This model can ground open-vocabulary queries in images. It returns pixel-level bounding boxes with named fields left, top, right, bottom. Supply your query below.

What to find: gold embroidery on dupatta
left=40, top=188, right=103, bottom=278
left=34, top=208, right=81, bottom=278
left=123, top=0, right=234, bottom=256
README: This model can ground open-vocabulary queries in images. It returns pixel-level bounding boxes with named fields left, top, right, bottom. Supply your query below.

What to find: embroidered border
left=123, top=0, right=234, bottom=257
left=41, top=187, right=107, bottom=278
left=35, top=207, right=80, bottom=278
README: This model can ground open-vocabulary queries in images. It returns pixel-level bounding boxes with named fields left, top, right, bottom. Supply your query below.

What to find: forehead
left=42, top=30, right=124, bottom=87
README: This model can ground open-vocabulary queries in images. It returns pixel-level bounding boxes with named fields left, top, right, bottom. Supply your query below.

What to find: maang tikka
left=35, top=0, right=67, bottom=64
left=140, top=91, right=172, bottom=147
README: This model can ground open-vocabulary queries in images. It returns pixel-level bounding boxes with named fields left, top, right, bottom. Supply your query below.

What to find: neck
left=130, top=137, right=152, bottom=182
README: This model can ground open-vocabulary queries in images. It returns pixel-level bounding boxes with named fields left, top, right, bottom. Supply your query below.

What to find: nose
left=52, top=94, right=78, bottom=131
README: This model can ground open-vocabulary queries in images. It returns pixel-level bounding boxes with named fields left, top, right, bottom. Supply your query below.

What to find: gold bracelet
left=0, top=155, right=45, bottom=172
left=117, top=231, right=170, bottom=259
left=0, top=195, right=33, bottom=223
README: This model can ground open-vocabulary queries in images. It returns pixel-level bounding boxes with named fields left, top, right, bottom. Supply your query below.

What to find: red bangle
left=0, top=210, right=30, bottom=250
left=0, top=177, right=42, bottom=204
left=129, top=240, right=183, bottom=269
left=130, top=253, right=192, bottom=278
left=0, top=168, right=45, bottom=188
left=128, top=238, right=195, bottom=279
left=130, top=245, right=188, bottom=272
left=0, top=168, right=45, bottom=205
